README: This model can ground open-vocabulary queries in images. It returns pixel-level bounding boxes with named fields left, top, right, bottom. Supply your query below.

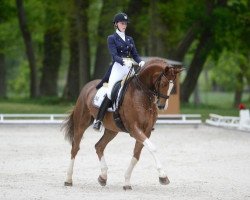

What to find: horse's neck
left=129, top=77, right=155, bottom=110
left=137, top=65, right=162, bottom=88
left=130, top=65, right=161, bottom=100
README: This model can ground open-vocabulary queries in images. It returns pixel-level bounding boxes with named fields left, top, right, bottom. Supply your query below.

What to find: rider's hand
left=139, top=61, right=145, bottom=67
left=123, top=59, right=133, bottom=68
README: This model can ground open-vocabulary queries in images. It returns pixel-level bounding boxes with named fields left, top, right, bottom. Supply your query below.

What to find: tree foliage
left=0, top=0, right=249, bottom=106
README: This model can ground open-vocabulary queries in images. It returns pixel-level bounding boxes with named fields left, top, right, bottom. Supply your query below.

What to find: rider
left=93, top=12, right=145, bottom=131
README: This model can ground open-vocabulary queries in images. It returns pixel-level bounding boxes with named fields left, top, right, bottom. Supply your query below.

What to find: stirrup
left=93, top=120, right=103, bottom=132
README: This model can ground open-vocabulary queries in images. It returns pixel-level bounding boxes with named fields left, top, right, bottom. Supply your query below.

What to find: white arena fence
left=0, top=113, right=202, bottom=125
left=0, top=114, right=67, bottom=124
left=157, top=114, right=202, bottom=124
left=206, top=110, right=250, bottom=132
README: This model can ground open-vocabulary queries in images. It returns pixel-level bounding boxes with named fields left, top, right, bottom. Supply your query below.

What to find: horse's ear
left=175, top=67, right=185, bottom=74
left=164, top=64, right=172, bottom=73
left=164, top=67, right=169, bottom=73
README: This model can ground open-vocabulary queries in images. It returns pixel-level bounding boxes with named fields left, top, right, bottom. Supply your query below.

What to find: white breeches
left=107, top=62, right=130, bottom=99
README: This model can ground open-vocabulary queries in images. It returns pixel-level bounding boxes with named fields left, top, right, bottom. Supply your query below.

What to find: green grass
left=181, top=104, right=239, bottom=121
left=0, top=92, right=249, bottom=121
left=181, top=91, right=250, bottom=120
left=0, top=97, right=74, bottom=114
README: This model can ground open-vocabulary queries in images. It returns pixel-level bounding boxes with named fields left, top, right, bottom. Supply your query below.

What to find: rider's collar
left=116, top=29, right=125, bottom=41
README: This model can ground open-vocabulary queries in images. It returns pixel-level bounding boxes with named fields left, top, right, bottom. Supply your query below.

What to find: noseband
left=153, top=71, right=175, bottom=99
left=135, top=68, right=176, bottom=100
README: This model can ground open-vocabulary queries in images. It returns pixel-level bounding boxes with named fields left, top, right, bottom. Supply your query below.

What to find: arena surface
left=0, top=124, right=250, bottom=200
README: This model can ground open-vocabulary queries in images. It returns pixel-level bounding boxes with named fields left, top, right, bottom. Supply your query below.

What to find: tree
left=39, top=0, right=64, bottom=96
left=231, top=1, right=250, bottom=106
left=0, top=53, right=6, bottom=98
left=63, top=0, right=90, bottom=101
left=180, top=0, right=228, bottom=103
left=0, top=0, right=10, bottom=98
left=75, top=0, right=90, bottom=87
left=16, top=0, right=38, bottom=97
left=63, top=2, right=80, bottom=101
left=147, top=0, right=169, bottom=57
left=208, top=0, right=250, bottom=106
left=181, top=28, right=214, bottom=102
left=170, top=22, right=200, bottom=61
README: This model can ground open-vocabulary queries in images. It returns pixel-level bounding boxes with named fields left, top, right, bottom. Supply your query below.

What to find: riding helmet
left=113, top=12, right=129, bottom=24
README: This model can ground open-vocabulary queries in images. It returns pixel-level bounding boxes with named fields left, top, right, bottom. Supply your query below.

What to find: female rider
left=93, top=12, right=145, bottom=131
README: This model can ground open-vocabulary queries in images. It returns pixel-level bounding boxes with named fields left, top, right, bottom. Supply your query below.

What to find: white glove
left=139, top=61, right=145, bottom=67
left=123, top=59, right=133, bottom=68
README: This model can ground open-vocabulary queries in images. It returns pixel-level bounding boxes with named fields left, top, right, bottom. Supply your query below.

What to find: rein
left=135, top=74, right=157, bottom=99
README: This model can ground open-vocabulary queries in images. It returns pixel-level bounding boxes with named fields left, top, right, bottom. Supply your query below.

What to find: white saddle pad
left=93, top=83, right=122, bottom=112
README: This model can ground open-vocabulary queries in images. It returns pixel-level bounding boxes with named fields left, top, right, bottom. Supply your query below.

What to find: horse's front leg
left=95, top=129, right=118, bottom=186
left=123, top=141, right=143, bottom=190
left=132, top=126, right=170, bottom=185
left=143, top=138, right=170, bottom=185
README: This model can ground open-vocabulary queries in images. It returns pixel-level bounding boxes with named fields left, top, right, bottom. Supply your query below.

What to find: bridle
left=135, top=67, right=176, bottom=100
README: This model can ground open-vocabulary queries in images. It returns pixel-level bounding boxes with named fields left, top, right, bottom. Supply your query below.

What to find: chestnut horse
left=63, top=58, right=183, bottom=190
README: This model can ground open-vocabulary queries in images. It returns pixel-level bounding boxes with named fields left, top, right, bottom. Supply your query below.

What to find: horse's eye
left=161, top=83, right=167, bottom=87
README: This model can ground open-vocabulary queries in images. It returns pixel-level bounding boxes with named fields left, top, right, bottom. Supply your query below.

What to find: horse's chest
left=138, top=104, right=157, bottom=122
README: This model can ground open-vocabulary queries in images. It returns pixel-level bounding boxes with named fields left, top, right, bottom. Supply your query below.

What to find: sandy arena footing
left=0, top=124, right=250, bottom=200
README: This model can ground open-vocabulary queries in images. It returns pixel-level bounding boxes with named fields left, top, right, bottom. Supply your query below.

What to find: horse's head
left=152, top=64, right=184, bottom=110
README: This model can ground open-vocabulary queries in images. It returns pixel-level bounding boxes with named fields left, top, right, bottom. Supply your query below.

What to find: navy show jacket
left=108, top=33, right=142, bottom=65
left=96, top=32, right=142, bottom=89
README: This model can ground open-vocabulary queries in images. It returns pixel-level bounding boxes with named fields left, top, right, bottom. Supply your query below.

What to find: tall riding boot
left=93, top=95, right=112, bottom=131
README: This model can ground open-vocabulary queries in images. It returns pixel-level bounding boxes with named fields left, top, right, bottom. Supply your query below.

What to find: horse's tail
left=62, top=110, right=75, bottom=144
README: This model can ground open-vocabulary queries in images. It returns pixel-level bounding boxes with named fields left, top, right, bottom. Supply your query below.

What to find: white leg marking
left=143, top=139, right=166, bottom=177
left=164, top=82, right=174, bottom=110
left=66, top=159, right=75, bottom=183
left=100, top=156, right=108, bottom=179
left=124, top=157, right=138, bottom=186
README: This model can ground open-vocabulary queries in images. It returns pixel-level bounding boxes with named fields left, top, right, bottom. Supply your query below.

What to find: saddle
left=93, top=77, right=133, bottom=132
left=93, top=81, right=122, bottom=112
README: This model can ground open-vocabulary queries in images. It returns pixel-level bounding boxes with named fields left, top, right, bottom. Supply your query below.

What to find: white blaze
left=164, top=81, right=174, bottom=110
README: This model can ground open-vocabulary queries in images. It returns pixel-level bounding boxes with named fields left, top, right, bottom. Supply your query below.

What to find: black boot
left=93, top=95, right=112, bottom=131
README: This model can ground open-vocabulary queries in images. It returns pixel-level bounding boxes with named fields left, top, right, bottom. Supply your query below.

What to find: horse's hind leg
left=95, top=129, right=118, bottom=186
left=123, top=141, right=143, bottom=190
left=65, top=108, right=93, bottom=186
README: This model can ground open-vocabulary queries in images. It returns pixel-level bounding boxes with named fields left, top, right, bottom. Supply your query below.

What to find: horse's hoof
left=123, top=185, right=132, bottom=190
left=98, top=175, right=107, bottom=186
left=159, top=176, right=170, bottom=185
left=64, top=181, right=73, bottom=186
